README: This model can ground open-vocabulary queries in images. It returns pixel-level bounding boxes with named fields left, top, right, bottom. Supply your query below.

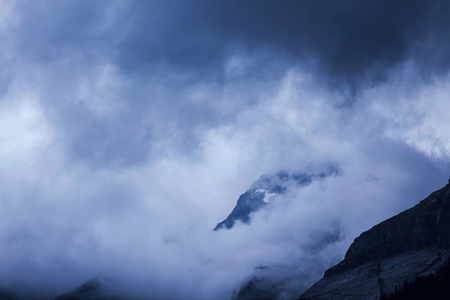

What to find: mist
left=0, top=1, right=450, bottom=299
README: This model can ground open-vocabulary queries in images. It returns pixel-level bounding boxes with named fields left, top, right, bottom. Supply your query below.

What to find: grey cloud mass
left=116, top=0, right=450, bottom=88
left=0, top=1, right=450, bottom=299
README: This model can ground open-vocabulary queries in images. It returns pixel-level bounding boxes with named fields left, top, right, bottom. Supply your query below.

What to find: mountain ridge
left=214, top=169, right=338, bottom=231
left=299, top=180, right=450, bottom=300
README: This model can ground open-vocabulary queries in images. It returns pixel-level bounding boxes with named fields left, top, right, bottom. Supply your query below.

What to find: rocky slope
left=299, top=181, right=450, bottom=300
left=214, top=169, right=337, bottom=230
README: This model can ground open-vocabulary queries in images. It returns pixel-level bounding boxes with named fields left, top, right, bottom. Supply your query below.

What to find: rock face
left=214, top=169, right=337, bottom=230
left=299, top=182, right=450, bottom=300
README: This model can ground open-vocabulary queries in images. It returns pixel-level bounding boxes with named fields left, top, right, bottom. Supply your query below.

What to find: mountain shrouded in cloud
left=0, top=0, right=450, bottom=299
left=214, top=169, right=338, bottom=230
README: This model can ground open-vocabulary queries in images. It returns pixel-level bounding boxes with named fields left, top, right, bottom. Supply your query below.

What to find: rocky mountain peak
left=299, top=182, right=450, bottom=299
left=214, top=168, right=338, bottom=231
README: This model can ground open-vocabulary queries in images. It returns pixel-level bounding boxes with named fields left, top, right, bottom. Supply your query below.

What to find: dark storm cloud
left=7, top=0, right=450, bottom=167
left=1, top=1, right=450, bottom=299
left=9, top=0, right=450, bottom=87
left=116, top=0, right=450, bottom=88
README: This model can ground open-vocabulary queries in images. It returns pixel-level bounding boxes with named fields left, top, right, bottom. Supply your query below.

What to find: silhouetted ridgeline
left=299, top=181, right=450, bottom=299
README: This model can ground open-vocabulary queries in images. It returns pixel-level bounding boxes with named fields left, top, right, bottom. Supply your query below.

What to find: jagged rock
left=299, top=182, right=450, bottom=299
left=214, top=169, right=337, bottom=230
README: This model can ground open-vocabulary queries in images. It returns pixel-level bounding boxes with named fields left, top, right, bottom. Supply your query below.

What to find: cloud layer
left=0, top=1, right=450, bottom=299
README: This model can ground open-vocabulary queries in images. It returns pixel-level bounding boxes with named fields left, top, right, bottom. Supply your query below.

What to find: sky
left=0, top=0, right=450, bottom=299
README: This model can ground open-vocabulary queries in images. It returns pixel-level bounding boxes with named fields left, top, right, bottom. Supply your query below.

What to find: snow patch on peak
left=255, top=189, right=277, bottom=203
left=263, top=192, right=277, bottom=203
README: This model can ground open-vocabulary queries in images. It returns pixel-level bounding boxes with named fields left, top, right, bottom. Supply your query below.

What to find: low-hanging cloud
left=0, top=1, right=450, bottom=300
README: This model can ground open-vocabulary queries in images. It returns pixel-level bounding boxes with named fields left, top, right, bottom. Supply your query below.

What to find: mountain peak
left=214, top=168, right=338, bottom=231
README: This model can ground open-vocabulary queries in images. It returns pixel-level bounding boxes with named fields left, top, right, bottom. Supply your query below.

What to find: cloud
left=0, top=1, right=449, bottom=299
left=111, top=0, right=450, bottom=90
